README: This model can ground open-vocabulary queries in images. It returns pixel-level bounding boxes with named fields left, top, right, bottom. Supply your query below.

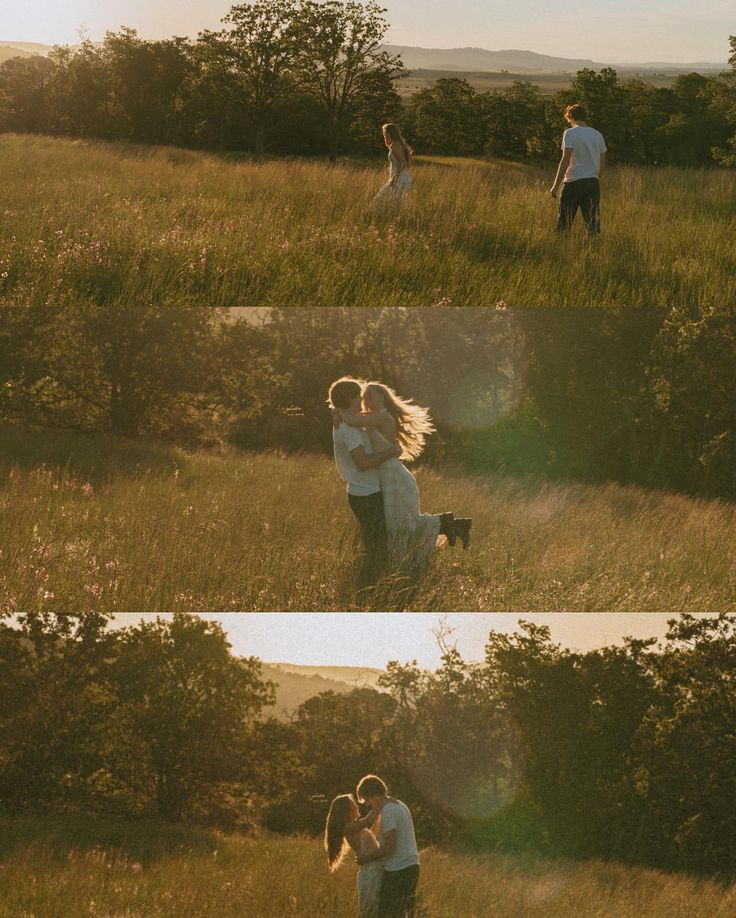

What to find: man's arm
left=350, top=444, right=400, bottom=472
left=598, top=150, right=606, bottom=180
left=550, top=148, right=572, bottom=197
left=357, top=828, right=397, bottom=865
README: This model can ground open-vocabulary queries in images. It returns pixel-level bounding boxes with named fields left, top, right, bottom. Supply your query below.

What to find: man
left=356, top=774, right=420, bottom=918
left=329, top=377, right=400, bottom=590
left=550, top=103, right=607, bottom=235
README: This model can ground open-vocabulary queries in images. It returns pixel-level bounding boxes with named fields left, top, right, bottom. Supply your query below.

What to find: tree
left=0, top=613, right=116, bottom=813
left=295, top=0, right=403, bottom=161
left=207, top=0, right=302, bottom=154
left=112, top=614, right=274, bottom=820
left=102, top=29, right=192, bottom=145
left=712, top=36, right=736, bottom=166
left=2, top=305, right=227, bottom=438
left=45, top=41, right=114, bottom=138
left=0, top=55, right=54, bottom=133
left=408, top=79, right=484, bottom=155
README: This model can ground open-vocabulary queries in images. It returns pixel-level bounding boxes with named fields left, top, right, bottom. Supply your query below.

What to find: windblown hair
left=356, top=774, right=388, bottom=803
left=364, top=382, right=435, bottom=461
left=382, top=123, right=413, bottom=165
left=328, top=376, right=366, bottom=410
left=565, top=103, right=588, bottom=122
left=325, top=794, right=356, bottom=872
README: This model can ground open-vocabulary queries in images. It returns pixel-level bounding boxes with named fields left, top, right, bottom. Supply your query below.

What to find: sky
left=109, top=613, right=700, bottom=669
left=2, top=0, right=732, bottom=63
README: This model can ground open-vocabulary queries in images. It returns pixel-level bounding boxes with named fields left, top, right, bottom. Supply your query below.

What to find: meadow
left=2, top=426, right=735, bottom=613
left=1, top=816, right=734, bottom=918
left=2, top=134, right=735, bottom=307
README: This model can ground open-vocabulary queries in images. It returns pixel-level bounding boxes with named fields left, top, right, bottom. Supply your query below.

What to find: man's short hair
left=356, top=774, right=388, bottom=802
left=328, top=377, right=363, bottom=410
left=565, top=103, right=588, bottom=122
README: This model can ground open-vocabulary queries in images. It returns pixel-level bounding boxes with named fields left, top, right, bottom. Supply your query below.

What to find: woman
left=336, top=382, right=471, bottom=570
left=325, top=794, right=386, bottom=918
left=369, top=123, right=413, bottom=215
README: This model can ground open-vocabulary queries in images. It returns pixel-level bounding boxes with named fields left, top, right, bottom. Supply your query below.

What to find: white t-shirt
left=379, top=800, right=419, bottom=872
left=333, top=424, right=381, bottom=497
left=562, top=125, right=607, bottom=182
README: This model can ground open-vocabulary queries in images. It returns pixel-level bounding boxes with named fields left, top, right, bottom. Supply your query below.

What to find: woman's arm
left=350, top=805, right=382, bottom=833
left=338, top=408, right=389, bottom=429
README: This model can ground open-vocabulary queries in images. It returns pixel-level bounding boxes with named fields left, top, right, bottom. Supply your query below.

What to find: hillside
left=2, top=426, right=735, bottom=613
left=2, top=134, right=735, bottom=308
left=1, top=819, right=733, bottom=917
left=0, top=45, right=37, bottom=63
left=261, top=663, right=383, bottom=717
left=385, top=44, right=601, bottom=72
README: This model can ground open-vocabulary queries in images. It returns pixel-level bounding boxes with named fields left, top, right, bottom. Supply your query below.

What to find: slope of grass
left=1, top=134, right=735, bottom=307
left=1, top=817, right=734, bottom=918
left=2, top=427, right=734, bottom=613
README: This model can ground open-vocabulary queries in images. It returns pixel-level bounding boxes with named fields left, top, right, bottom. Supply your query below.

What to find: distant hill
left=261, top=663, right=384, bottom=719
left=0, top=41, right=53, bottom=55
left=384, top=45, right=602, bottom=73
left=0, top=45, right=39, bottom=64
left=1, top=40, right=723, bottom=74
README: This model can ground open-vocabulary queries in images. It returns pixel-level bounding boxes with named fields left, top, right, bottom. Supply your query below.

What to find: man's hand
left=549, top=185, right=560, bottom=198
left=356, top=853, right=368, bottom=865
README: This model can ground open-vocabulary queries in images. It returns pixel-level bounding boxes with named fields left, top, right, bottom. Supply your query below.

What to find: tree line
left=0, top=2, right=734, bottom=167
left=2, top=612, right=734, bottom=878
left=0, top=3, right=402, bottom=160
left=405, top=61, right=736, bottom=167
left=2, top=305, right=734, bottom=500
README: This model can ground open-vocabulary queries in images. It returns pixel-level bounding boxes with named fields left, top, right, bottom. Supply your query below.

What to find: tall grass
left=1, top=817, right=734, bottom=917
left=1, top=134, right=735, bottom=307
left=2, top=427, right=734, bottom=612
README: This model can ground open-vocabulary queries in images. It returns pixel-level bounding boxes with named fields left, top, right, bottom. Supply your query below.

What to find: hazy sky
left=3, top=0, right=732, bottom=63
left=109, top=613, right=699, bottom=669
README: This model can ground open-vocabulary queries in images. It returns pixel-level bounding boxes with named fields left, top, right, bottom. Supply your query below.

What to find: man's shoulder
left=583, top=126, right=605, bottom=141
left=385, top=799, right=410, bottom=816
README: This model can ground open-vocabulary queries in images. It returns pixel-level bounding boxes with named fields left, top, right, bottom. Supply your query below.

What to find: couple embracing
left=329, top=377, right=472, bottom=591
left=326, top=775, right=420, bottom=918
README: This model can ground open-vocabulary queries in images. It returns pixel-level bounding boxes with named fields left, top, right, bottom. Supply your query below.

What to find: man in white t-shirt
left=328, top=377, right=401, bottom=590
left=356, top=774, right=420, bottom=918
left=549, top=103, right=607, bottom=235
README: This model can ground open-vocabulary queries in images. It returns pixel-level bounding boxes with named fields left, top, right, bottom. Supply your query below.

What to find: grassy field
left=1, top=817, right=734, bottom=918
left=1, top=134, right=735, bottom=307
left=2, top=426, right=735, bottom=613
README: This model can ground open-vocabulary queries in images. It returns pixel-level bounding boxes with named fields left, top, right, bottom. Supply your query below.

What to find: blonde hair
left=364, top=382, right=434, bottom=461
left=382, top=123, right=413, bottom=165
left=325, top=794, right=356, bottom=871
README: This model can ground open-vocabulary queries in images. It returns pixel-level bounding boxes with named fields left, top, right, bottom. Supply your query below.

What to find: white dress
left=369, top=149, right=413, bottom=214
left=357, top=829, right=383, bottom=918
left=370, top=428, right=441, bottom=569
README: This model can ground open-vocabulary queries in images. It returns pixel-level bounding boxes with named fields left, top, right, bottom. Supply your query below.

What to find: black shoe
left=439, top=512, right=456, bottom=547
left=454, top=518, right=472, bottom=550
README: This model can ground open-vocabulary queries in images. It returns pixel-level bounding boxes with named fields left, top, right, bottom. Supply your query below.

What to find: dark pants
left=378, top=865, right=420, bottom=918
left=556, top=177, right=601, bottom=234
left=348, top=490, right=388, bottom=589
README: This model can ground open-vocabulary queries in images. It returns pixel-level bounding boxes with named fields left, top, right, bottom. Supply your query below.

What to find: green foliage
left=5, top=614, right=735, bottom=877
left=1, top=305, right=228, bottom=439
left=0, top=614, right=275, bottom=824
left=0, top=13, right=733, bottom=164
left=2, top=305, right=735, bottom=496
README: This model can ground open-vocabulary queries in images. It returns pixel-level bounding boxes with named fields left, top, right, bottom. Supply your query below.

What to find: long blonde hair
left=325, top=794, right=356, bottom=871
left=382, top=123, right=413, bottom=165
left=364, top=382, right=435, bottom=461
